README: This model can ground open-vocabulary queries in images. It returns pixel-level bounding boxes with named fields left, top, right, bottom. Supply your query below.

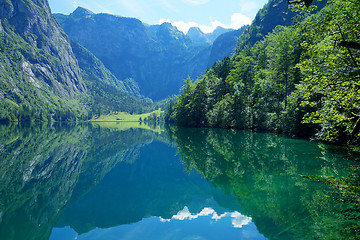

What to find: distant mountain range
left=55, top=7, right=244, bottom=100
left=186, top=26, right=234, bottom=45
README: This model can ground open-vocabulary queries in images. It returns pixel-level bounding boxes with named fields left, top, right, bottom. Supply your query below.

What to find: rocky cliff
left=0, top=0, right=89, bottom=121
left=0, top=0, right=85, bottom=96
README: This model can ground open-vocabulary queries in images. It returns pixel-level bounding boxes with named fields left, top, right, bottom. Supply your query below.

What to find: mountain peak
left=159, top=22, right=174, bottom=29
left=71, top=7, right=94, bottom=18
left=214, top=26, right=226, bottom=31
left=187, top=27, right=204, bottom=35
left=187, top=27, right=210, bottom=45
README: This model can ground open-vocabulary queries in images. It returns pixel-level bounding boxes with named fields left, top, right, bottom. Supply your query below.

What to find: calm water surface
left=0, top=122, right=359, bottom=240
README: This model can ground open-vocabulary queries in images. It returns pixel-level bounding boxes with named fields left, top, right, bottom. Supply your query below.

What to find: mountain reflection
left=0, top=123, right=359, bottom=240
left=0, top=122, right=167, bottom=240
left=54, top=140, right=243, bottom=235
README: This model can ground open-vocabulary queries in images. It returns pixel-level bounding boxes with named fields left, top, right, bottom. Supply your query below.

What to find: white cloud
left=171, top=207, right=216, bottom=220
left=182, top=0, right=209, bottom=5
left=160, top=206, right=252, bottom=229
left=230, top=12, right=252, bottom=29
left=231, top=211, right=252, bottom=228
left=159, top=12, right=252, bottom=34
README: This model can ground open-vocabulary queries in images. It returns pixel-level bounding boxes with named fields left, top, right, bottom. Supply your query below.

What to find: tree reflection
left=168, top=126, right=359, bottom=239
left=0, top=123, right=358, bottom=240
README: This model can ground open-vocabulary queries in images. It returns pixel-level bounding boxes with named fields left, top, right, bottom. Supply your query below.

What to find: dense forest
left=167, top=0, right=360, bottom=149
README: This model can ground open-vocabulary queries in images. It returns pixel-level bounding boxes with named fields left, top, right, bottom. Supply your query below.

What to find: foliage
left=169, top=0, right=360, bottom=149
left=169, top=25, right=304, bottom=131
left=89, top=109, right=163, bottom=122
left=296, top=0, right=360, bottom=145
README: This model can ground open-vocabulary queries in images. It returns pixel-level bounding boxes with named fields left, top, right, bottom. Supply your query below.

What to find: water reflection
left=168, top=126, right=360, bottom=240
left=0, top=122, right=167, bottom=240
left=0, top=123, right=358, bottom=240
left=161, top=206, right=252, bottom=229
left=53, top=140, right=255, bottom=239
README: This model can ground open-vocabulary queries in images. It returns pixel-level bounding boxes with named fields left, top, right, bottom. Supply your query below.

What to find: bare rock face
left=0, top=0, right=86, bottom=101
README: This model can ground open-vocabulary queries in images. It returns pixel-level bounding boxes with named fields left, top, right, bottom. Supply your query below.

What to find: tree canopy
left=168, top=0, right=360, bottom=149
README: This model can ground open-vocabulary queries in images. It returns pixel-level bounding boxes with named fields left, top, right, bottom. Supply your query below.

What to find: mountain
left=186, top=27, right=211, bottom=45
left=69, top=39, right=152, bottom=115
left=236, top=0, right=328, bottom=50
left=55, top=8, right=201, bottom=100
left=207, top=26, right=247, bottom=68
left=186, top=26, right=234, bottom=46
left=185, top=26, right=247, bottom=78
left=55, top=8, right=243, bottom=100
left=207, top=26, right=234, bottom=42
left=0, top=0, right=88, bottom=121
left=0, top=0, right=151, bottom=122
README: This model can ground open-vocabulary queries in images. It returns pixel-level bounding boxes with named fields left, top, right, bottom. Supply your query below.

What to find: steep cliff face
left=0, top=0, right=89, bottom=121
left=186, top=27, right=212, bottom=45
left=236, top=0, right=328, bottom=50
left=0, top=0, right=150, bottom=121
left=207, top=26, right=247, bottom=68
left=0, top=0, right=85, bottom=96
left=55, top=8, right=257, bottom=100
left=186, top=26, right=233, bottom=46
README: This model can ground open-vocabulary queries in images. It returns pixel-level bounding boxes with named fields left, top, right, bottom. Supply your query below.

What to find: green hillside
left=169, top=0, right=360, bottom=148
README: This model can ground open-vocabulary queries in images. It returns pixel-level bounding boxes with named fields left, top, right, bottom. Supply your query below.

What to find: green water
left=0, top=123, right=359, bottom=240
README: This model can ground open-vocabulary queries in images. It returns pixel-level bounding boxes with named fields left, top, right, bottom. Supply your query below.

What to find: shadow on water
left=0, top=123, right=359, bottom=239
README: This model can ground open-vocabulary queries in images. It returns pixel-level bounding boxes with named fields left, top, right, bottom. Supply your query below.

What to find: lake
left=0, top=122, right=359, bottom=240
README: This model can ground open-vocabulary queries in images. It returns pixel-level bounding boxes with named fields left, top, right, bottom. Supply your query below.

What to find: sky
left=47, top=0, right=268, bottom=34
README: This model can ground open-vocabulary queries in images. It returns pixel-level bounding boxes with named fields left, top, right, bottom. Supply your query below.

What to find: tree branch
left=337, top=24, right=359, bottom=68
left=288, top=0, right=314, bottom=7
left=340, top=41, right=360, bottom=50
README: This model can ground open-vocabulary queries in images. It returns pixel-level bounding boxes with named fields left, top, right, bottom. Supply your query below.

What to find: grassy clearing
left=89, top=109, right=163, bottom=122
left=90, top=121, right=163, bottom=133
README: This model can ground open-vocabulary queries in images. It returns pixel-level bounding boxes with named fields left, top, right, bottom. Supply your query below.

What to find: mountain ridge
left=55, top=7, right=245, bottom=100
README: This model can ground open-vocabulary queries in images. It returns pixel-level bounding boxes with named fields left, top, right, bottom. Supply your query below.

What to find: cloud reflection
left=160, top=206, right=252, bottom=228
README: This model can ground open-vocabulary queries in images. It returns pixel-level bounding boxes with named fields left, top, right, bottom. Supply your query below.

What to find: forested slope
left=168, top=0, right=360, bottom=148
